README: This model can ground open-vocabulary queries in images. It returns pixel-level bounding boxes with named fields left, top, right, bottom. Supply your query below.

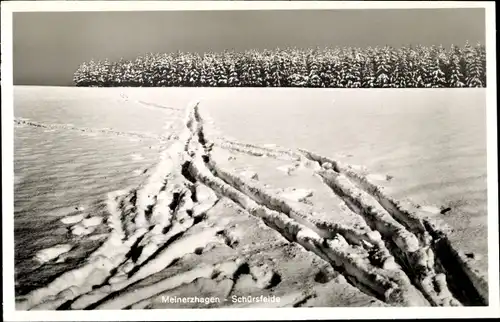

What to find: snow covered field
left=13, top=86, right=488, bottom=309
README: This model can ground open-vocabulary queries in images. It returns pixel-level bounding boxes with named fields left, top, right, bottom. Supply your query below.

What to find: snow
left=131, top=154, right=144, bottom=161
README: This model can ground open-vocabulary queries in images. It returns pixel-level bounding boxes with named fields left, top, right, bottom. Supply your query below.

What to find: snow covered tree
left=477, top=43, right=487, bottom=86
left=460, top=41, right=483, bottom=87
left=389, top=48, right=409, bottom=88
left=374, top=48, right=391, bottom=87
left=346, top=49, right=363, bottom=88
left=228, top=63, right=240, bottom=87
left=464, top=42, right=486, bottom=87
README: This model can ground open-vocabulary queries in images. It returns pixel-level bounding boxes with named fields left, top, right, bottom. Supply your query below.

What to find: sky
left=13, top=8, right=486, bottom=86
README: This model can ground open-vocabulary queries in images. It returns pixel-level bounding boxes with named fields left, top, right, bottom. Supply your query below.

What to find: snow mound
left=34, top=245, right=72, bottom=264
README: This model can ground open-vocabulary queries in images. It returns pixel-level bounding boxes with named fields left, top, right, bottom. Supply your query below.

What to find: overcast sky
left=13, top=8, right=486, bottom=86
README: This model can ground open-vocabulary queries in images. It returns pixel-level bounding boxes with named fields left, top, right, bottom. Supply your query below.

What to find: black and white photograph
left=2, top=1, right=498, bottom=320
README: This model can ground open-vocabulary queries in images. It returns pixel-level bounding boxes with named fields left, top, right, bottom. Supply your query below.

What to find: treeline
left=73, top=42, right=486, bottom=88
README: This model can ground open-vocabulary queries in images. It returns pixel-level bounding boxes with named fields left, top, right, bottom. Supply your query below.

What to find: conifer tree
left=426, top=46, right=447, bottom=88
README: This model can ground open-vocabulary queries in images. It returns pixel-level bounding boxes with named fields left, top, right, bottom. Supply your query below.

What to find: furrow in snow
left=136, top=100, right=184, bottom=111
left=201, top=120, right=487, bottom=306
left=300, top=148, right=488, bottom=306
